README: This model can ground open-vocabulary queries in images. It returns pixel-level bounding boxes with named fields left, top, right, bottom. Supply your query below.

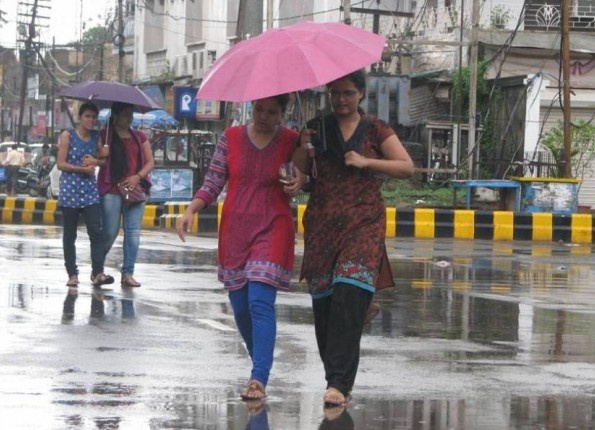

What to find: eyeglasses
left=328, top=89, right=360, bottom=99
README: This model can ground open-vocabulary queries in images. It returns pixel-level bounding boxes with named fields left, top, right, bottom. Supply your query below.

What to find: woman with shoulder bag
left=91, top=101, right=155, bottom=288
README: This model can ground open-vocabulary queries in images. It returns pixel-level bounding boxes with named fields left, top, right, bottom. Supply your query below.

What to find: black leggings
left=61, top=204, right=105, bottom=277
left=312, top=283, right=373, bottom=397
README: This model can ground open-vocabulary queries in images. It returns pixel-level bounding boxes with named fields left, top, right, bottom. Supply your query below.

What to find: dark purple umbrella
left=58, top=80, right=161, bottom=112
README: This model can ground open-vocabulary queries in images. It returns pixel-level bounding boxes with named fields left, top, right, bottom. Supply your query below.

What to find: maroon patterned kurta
left=300, top=116, right=394, bottom=298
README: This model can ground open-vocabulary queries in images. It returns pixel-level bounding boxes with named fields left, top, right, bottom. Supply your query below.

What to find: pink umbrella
left=197, top=21, right=385, bottom=102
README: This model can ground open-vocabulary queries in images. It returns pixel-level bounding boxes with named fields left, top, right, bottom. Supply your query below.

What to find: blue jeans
left=101, top=193, right=145, bottom=275
left=228, top=281, right=277, bottom=387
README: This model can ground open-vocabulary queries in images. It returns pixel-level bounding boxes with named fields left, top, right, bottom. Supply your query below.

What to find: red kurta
left=196, top=125, right=298, bottom=291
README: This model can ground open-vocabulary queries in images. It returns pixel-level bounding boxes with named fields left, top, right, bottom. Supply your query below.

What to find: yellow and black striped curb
left=1, top=196, right=59, bottom=225
left=160, top=201, right=220, bottom=233
left=0, top=196, right=165, bottom=229
left=1, top=196, right=594, bottom=244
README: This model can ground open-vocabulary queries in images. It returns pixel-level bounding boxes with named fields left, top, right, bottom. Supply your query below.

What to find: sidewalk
left=1, top=194, right=593, bottom=244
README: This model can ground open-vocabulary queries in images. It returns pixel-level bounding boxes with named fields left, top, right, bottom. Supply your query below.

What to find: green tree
left=69, top=25, right=108, bottom=52
left=451, top=60, right=500, bottom=178
left=451, top=60, right=491, bottom=117
left=541, top=119, right=595, bottom=180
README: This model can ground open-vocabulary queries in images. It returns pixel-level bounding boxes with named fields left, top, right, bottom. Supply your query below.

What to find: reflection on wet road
left=1, top=226, right=595, bottom=429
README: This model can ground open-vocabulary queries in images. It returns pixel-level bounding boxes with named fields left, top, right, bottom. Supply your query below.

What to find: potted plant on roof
left=491, top=5, right=511, bottom=30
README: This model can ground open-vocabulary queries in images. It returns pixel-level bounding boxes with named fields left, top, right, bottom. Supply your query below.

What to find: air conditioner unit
left=194, top=50, right=216, bottom=80
left=175, top=55, right=186, bottom=77
left=187, top=52, right=197, bottom=78
left=193, top=51, right=205, bottom=80
left=206, top=50, right=216, bottom=69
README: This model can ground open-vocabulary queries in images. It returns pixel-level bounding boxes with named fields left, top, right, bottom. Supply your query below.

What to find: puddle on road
left=4, top=241, right=595, bottom=429
left=36, top=392, right=595, bottom=429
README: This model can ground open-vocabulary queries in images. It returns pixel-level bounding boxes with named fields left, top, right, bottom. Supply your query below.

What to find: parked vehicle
left=15, top=163, right=40, bottom=196
left=28, top=143, right=48, bottom=167
left=45, top=163, right=61, bottom=199
left=36, top=156, right=55, bottom=199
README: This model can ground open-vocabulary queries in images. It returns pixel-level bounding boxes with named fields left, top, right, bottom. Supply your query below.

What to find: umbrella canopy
left=98, top=109, right=179, bottom=128
left=197, top=21, right=385, bottom=102
left=59, top=80, right=161, bottom=112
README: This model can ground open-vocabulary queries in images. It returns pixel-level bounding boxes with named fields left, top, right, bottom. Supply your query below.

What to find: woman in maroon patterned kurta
left=177, top=95, right=301, bottom=401
left=294, top=70, right=414, bottom=407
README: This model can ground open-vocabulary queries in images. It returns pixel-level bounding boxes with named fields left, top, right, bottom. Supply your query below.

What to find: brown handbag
left=117, top=182, right=146, bottom=207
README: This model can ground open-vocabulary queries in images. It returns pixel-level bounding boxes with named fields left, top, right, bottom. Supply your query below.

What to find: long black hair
left=109, top=102, right=134, bottom=182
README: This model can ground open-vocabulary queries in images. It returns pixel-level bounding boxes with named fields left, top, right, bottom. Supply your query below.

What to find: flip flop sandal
left=323, top=387, right=347, bottom=407
left=241, top=379, right=266, bottom=401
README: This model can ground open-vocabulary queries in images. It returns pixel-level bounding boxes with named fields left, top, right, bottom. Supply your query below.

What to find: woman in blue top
left=57, top=102, right=114, bottom=288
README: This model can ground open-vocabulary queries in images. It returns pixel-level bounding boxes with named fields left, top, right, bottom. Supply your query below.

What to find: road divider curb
left=1, top=196, right=593, bottom=244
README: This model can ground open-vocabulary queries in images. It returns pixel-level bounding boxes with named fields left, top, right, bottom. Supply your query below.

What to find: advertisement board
left=149, top=168, right=194, bottom=202
left=195, top=99, right=221, bottom=120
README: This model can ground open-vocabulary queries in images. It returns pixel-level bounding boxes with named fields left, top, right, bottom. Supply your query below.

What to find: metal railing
left=396, top=3, right=595, bottom=39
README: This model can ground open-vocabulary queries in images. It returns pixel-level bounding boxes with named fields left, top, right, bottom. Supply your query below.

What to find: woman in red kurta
left=177, top=94, right=301, bottom=401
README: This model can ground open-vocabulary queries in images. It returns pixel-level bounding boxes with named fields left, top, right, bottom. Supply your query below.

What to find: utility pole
left=467, top=0, right=480, bottom=178
left=267, top=0, right=273, bottom=29
left=339, top=2, right=413, bottom=73
left=340, top=4, right=413, bottom=27
left=452, top=0, right=466, bottom=177
left=225, top=0, right=264, bottom=127
left=238, top=0, right=263, bottom=39
left=561, top=0, right=572, bottom=178
left=16, top=0, right=49, bottom=143
left=50, top=37, right=55, bottom=142
left=117, top=0, right=124, bottom=82
left=343, top=0, right=351, bottom=25
left=17, top=0, right=39, bottom=144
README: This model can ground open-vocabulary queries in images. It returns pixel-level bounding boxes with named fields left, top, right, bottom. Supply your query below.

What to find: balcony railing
left=146, top=49, right=167, bottom=77
left=397, top=3, right=595, bottom=40
left=525, top=2, right=595, bottom=31
left=402, top=6, right=465, bottom=39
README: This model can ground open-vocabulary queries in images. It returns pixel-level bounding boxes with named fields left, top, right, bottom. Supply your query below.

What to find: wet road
left=2, top=225, right=595, bottom=429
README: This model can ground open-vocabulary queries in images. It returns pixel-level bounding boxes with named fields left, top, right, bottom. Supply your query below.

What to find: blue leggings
left=229, top=281, right=277, bottom=387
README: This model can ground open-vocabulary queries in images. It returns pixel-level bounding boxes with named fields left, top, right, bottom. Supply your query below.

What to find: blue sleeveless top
left=58, top=129, right=101, bottom=208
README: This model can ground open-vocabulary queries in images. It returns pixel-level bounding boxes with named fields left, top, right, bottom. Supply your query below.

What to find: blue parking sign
left=174, top=87, right=198, bottom=118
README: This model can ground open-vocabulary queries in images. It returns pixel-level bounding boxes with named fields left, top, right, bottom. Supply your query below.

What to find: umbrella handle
left=307, top=143, right=318, bottom=180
